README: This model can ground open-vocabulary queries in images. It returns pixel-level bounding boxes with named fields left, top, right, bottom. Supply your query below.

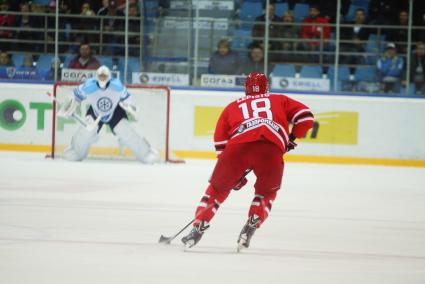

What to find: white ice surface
left=0, top=152, right=424, bottom=284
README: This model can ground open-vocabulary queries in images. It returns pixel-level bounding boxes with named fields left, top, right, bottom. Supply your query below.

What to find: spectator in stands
left=0, top=1, right=16, bottom=51
left=278, top=11, right=300, bottom=63
left=74, top=2, right=98, bottom=48
left=316, top=0, right=351, bottom=23
left=15, top=2, right=42, bottom=52
left=410, top=42, right=425, bottom=95
left=97, top=0, right=109, bottom=15
left=377, top=43, right=404, bottom=93
left=21, top=54, right=34, bottom=68
left=98, top=0, right=124, bottom=55
left=340, top=8, right=370, bottom=77
left=128, top=3, right=141, bottom=56
left=413, top=3, right=425, bottom=41
left=300, top=5, right=331, bottom=64
left=68, top=43, right=101, bottom=70
left=81, top=2, right=95, bottom=16
left=208, top=39, right=239, bottom=75
left=368, top=0, right=403, bottom=25
left=386, top=11, right=409, bottom=55
left=238, top=43, right=272, bottom=76
left=0, top=51, right=14, bottom=67
left=251, top=3, right=282, bottom=61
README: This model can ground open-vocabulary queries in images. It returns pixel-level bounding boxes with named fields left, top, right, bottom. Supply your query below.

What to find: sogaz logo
left=0, top=100, right=27, bottom=130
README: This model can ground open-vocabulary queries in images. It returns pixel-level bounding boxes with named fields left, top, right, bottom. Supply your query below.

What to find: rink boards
left=1, top=83, right=425, bottom=167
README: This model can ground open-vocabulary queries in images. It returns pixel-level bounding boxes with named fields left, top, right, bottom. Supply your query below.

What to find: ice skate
left=181, top=221, right=209, bottom=249
left=237, top=215, right=260, bottom=252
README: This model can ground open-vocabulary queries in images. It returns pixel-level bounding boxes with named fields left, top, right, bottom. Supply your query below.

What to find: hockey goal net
left=50, top=82, right=178, bottom=163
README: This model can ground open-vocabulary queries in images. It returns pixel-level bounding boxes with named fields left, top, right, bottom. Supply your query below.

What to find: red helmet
left=245, top=72, right=268, bottom=95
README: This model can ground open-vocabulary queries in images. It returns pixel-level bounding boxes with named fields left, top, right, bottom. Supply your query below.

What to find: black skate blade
left=158, top=235, right=172, bottom=244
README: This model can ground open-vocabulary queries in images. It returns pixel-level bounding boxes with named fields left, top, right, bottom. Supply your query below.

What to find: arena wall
left=1, top=83, right=424, bottom=167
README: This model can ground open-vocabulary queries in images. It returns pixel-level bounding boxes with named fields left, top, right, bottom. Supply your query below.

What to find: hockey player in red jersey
left=181, top=72, right=314, bottom=250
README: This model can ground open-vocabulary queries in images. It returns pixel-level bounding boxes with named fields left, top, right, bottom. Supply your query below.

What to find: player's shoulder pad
left=80, top=78, right=99, bottom=94
left=108, top=78, right=126, bottom=92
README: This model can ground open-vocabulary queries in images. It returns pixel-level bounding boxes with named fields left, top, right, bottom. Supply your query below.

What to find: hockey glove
left=233, top=177, right=248, bottom=191
left=119, top=101, right=139, bottom=120
left=287, top=133, right=297, bottom=152
left=57, top=97, right=79, bottom=118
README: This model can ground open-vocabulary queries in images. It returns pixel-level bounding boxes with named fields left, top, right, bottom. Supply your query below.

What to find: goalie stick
left=158, top=169, right=252, bottom=245
left=47, top=92, right=101, bottom=132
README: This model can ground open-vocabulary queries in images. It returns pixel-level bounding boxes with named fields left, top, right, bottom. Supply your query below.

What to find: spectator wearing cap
left=300, top=5, right=331, bottom=64
left=409, top=42, right=425, bottom=95
left=377, top=43, right=404, bottom=93
left=208, top=39, right=239, bottom=75
left=98, top=0, right=124, bottom=55
left=68, top=43, right=101, bottom=70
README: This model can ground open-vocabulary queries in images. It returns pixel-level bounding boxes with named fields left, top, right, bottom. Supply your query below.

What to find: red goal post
left=50, top=82, right=182, bottom=163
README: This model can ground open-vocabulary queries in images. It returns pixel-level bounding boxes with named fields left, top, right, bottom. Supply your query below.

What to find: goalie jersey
left=73, top=78, right=130, bottom=123
left=214, top=93, right=314, bottom=155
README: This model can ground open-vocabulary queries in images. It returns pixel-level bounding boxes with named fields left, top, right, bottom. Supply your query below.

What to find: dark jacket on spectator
left=209, top=51, right=239, bottom=75
left=68, top=56, right=100, bottom=69
left=252, top=14, right=283, bottom=52
left=237, top=58, right=272, bottom=76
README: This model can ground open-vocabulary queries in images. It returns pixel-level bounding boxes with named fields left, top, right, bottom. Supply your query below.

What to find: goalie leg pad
left=113, top=119, right=159, bottom=164
left=63, top=122, right=99, bottom=161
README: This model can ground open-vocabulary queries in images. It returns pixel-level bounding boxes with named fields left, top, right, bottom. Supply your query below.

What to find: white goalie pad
left=114, top=119, right=159, bottom=164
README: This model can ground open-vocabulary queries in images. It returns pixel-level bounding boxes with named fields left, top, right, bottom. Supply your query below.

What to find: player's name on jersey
left=61, top=68, right=120, bottom=83
left=271, top=77, right=330, bottom=92
left=201, top=74, right=246, bottom=88
left=132, top=72, right=190, bottom=86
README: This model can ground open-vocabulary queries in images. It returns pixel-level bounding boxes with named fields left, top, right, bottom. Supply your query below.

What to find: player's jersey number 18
left=238, top=98, right=273, bottom=120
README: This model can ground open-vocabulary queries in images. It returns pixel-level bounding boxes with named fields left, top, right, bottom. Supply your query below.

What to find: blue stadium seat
left=36, top=54, right=54, bottom=71
left=11, top=53, right=24, bottom=67
left=272, top=64, right=296, bottom=77
left=127, top=57, right=141, bottom=73
left=300, top=65, right=323, bottom=78
left=97, top=56, right=114, bottom=69
left=144, top=0, right=159, bottom=18
left=355, top=66, right=377, bottom=81
left=231, top=29, right=252, bottom=50
left=293, top=3, right=309, bottom=22
left=239, top=2, right=263, bottom=22
left=31, top=0, right=49, bottom=4
left=274, top=3, right=289, bottom=17
left=327, top=66, right=351, bottom=81
left=63, top=54, right=74, bottom=68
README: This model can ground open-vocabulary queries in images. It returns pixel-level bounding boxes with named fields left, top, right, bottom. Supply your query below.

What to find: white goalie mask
left=96, top=65, right=111, bottom=89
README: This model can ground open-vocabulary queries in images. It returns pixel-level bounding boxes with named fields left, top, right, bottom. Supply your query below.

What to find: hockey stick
left=158, top=169, right=252, bottom=245
left=47, top=92, right=101, bottom=131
